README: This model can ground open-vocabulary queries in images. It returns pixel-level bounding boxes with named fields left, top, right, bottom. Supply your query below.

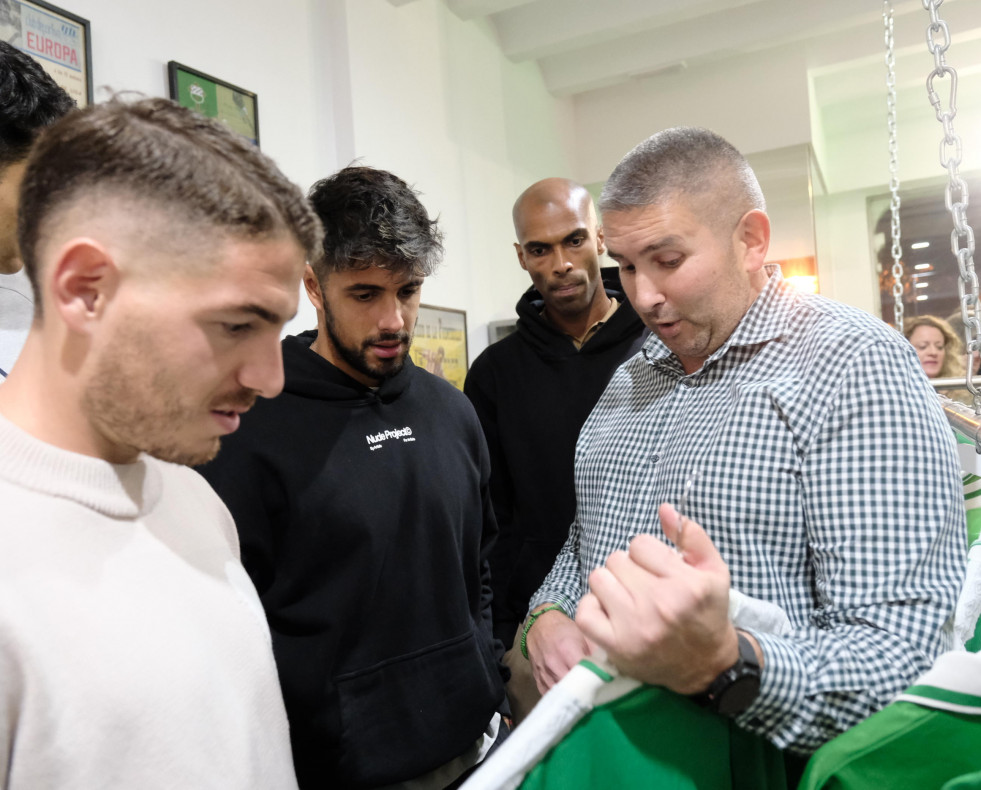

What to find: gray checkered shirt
left=529, top=267, right=966, bottom=755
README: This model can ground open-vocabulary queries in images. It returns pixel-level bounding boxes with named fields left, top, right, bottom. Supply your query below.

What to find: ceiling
left=389, top=0, right=981, bottom=103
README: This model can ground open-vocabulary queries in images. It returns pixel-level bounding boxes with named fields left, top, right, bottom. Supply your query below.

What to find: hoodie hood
left=281, top=329, right=413, bottom=405
left=514, top=267, right=645, bottom=361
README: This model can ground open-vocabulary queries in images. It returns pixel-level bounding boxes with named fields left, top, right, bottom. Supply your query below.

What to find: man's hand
left=525, top=607, right=591, bottom=694
left=576, top=502, right=739, bottom=695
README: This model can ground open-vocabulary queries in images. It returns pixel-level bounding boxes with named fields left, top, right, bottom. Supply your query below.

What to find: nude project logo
left=365, top=426, right=415, bottom=451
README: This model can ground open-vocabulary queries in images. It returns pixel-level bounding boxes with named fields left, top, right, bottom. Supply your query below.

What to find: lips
left=210, top=392, right=257, bottom=434
left=550, top=277, right=585, bottom=296
left=211, top=409, right=242, bottom=434
left=656, top=320, right=684, bottom=339
left=372, top=342, right=403, bottom=360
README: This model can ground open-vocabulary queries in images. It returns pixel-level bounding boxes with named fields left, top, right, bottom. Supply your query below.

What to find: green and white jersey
left=800, top=651, right=981, bottom=790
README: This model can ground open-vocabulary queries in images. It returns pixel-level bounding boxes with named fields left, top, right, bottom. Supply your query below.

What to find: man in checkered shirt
left=522, top=126, right=965, bottom=756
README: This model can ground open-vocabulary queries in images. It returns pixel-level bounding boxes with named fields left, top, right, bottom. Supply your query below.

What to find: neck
left=309, top=323, right=379, bottom=388
left=0, top=331, right=137, bottom=463
left=544, top=287, right=612, bottom=340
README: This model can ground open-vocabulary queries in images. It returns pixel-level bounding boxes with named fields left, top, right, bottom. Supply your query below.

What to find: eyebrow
left=344, top=277, right=424, bottom=292
left=523, top=228, right=588, bottom=250
left=606, top=234, right=685, bottom=262
left=228, top=303, right=294, bottom=325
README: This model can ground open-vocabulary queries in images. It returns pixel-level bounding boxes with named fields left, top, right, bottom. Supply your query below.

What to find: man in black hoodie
left=464, top=178, right=646, bottom=718
left=200, top=166, right=508, bottom=789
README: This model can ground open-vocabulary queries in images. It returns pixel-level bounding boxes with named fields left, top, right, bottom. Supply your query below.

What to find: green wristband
left=520, top=604, right=565, bottom=660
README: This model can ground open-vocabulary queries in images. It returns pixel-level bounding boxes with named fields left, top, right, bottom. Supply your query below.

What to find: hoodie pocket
left=334, top=628, right=501, bottom=786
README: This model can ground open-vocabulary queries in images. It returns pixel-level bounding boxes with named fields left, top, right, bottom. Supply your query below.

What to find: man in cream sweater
left=0, top=97, right=322, bottom=788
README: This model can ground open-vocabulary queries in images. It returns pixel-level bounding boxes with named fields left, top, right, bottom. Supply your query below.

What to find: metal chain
left=884, top=0, right=904, bottom=330
left=923, top=0, right=980, bottom=410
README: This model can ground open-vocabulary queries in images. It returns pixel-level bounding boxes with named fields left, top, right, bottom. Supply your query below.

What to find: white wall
left=340, top=0, right=576, bottom=359
left=66, top=0, right=333, bottom=192
left=63, top=0, right=576, bottom=360
left=573, top=44, right=813, bottom=187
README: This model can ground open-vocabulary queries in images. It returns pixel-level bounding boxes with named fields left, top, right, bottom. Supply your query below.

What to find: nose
left=238, top=335, right=286, bottom=399
left=631, top=269, right=666, bottom=313
left=550, top=250, right=573, bottom=275
left=377, top=296, right=406, bottom=335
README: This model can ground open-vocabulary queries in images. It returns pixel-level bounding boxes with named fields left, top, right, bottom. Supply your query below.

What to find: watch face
left=716, top=674, right=761, bottom=717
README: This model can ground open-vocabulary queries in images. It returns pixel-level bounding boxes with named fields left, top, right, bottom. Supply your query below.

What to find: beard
left=322, top=303, right=412, bottom=385
left=82, top=326, right=256, bottom=466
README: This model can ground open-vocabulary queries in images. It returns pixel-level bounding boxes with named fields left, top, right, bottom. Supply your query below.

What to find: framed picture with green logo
left=167, top=61, right=259, bottom=147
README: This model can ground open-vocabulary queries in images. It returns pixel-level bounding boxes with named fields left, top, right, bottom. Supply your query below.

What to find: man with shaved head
left=465, top=177, right=645, bottom=718
left=523, top=127, right=964, bottom=764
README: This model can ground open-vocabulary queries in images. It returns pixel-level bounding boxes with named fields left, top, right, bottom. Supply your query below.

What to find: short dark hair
left=0, top=41, right=76, bottom=169
left=18, top=96, right=323, bottom=312
left=307, top=166, right=443, bottom=282
left=600, top=127, right=766, bottom=235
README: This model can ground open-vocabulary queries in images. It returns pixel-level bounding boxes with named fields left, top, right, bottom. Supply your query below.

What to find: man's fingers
left=653, top=503, right=728, bottom=575
left=590, top=554, right=640, bottom=607
left=622, top=531, right=685, bottom=577
left=576, top=591, right=616, bottom=648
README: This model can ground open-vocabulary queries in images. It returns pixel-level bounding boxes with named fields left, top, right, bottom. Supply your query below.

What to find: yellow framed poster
left=411, top=304, right=468, bottom=391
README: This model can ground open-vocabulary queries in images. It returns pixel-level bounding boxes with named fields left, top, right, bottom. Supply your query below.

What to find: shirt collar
left=642, top=264, right=795, bottom=370
left=571, top=297, right=619, bottom=350
left=542, top=296, right=620, bottom=350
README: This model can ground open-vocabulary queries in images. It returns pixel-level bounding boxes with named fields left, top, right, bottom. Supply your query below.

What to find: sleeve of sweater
left=0, top=619, right=23, bottom=784
left=468, top=396, right=508, bottom=668
left=465, top=352, right=521, bottom=635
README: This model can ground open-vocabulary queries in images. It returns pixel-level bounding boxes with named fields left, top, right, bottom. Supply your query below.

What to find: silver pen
left=675, top=469, right=701, bottom=553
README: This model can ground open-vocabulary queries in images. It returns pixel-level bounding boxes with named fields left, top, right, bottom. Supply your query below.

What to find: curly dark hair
left=18, top=96, right=323, bottom=314
left=307, top=166, right=443, bottom=283
left=0, top=41, right=76, bottom=169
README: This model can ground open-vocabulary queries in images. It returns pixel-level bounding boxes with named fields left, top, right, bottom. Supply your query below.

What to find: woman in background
left=905, top=315, right=966, bottom=380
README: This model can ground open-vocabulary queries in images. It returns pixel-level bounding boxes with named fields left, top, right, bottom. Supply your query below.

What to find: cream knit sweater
left=0, top=413, right=297, bottom=789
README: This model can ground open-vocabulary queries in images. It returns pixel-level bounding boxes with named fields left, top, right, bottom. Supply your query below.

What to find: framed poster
left=0, top=0, right=92, bottom=106
left=411, top=304, right=468, bottom=391
left=167, top=61, right=259, bottom=147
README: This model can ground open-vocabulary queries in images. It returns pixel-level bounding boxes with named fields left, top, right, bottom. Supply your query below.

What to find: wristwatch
left=693, top=632, right=761, bottom=716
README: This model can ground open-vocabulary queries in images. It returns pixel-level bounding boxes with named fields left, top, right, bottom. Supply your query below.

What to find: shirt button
left=651, top=453, right=660, bottom=463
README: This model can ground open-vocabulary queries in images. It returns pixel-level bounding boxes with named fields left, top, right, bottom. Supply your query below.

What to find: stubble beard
left=323, top=305, right=412, bottom=384
left=82, top=329, right=251, bottom=466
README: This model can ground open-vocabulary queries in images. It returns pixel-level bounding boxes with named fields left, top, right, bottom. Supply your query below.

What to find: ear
left=514, top=242, right=528, bottom=272
left=49, top=238, right=119, bottom=332
left=303, top=264, right=325, bottom=311
left=595, top=225, right=606, bottom=256
left=735, top=210, right=770, bottom=274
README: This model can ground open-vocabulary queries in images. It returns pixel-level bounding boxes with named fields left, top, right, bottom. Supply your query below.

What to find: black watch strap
left=692, top=632, right=762, bottom=717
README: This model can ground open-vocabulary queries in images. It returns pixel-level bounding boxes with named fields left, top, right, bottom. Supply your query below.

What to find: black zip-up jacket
left=465, top=269, right=647, bottom=644
left=201, top=331, right=506, bottom=788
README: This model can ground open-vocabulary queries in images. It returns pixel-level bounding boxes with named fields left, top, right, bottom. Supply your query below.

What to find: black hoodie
left=464, top=268, right=647, bottom=644
left=200, top=331, right=506, bottom=789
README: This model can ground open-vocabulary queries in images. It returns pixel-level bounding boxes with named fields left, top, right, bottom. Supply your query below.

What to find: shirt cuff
left=734, top=629, right=809, bottom=751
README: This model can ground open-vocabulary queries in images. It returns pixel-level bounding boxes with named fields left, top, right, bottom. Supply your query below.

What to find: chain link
left=922, top=0, right=981, bottom=410
left=884, top=1, right=904, bottom=330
